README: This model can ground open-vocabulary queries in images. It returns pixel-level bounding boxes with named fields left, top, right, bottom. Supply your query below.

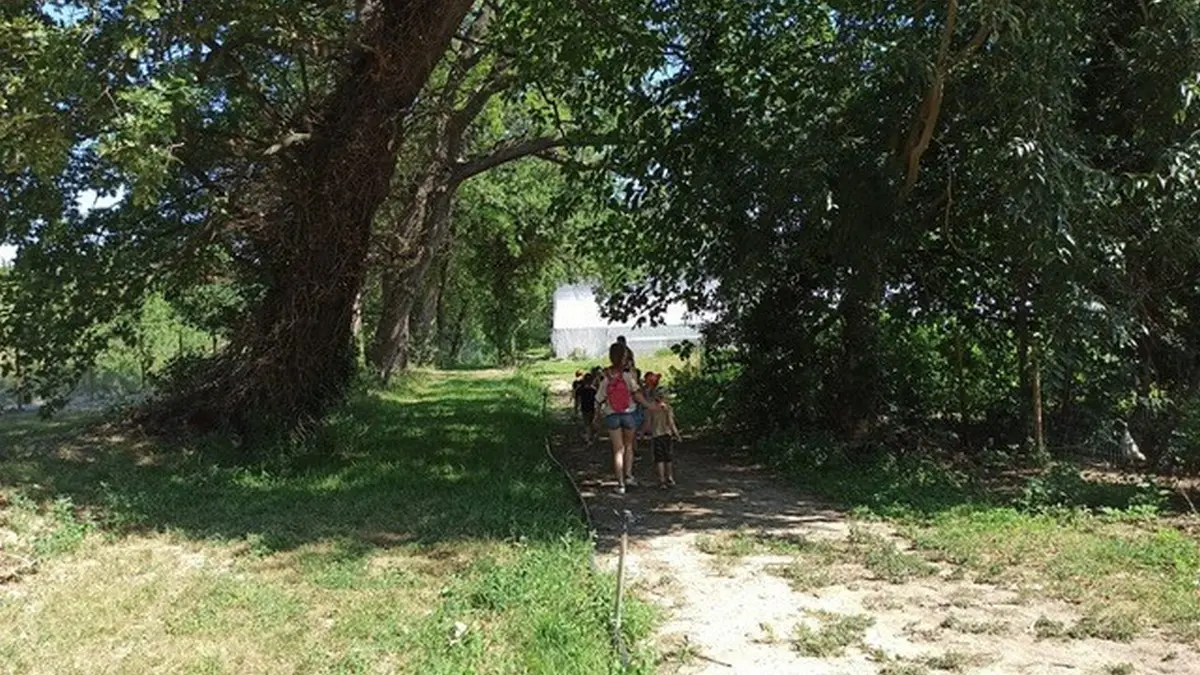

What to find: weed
left=766, top=561, right=837, bottom=591
left=695, top=530, right=835, bottom=558
left=902, top=621, right=942, bottom=642
left=863, top=593, right=905, bottom=611
left=921, top=651, right=989, bottom=672
left=848, top=530, right=936, bottom=583
left=938, top=614, right=1009, bottom=635
left=880, top=663, right=931, bottom=675
left=791, top=611, right=874, bottom=657
left=1034, top=616, right=1068, bottom=639
left=1068, top=614, right=1140, bottom=643
left=1033, top=613, right=1140, bottom=643
left=1100, top=664, right=1135, bottom=675
left=753, top=622, right=780, bottom=645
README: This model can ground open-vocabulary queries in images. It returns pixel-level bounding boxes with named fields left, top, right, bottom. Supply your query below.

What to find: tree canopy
left=3, top=0, right=1200, bottom=467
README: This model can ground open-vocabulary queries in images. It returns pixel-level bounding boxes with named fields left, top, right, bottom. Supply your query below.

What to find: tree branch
left=440, top=5, right=497, bottom=104
left=950, top=23, right=993, bottom=69
left=447, top=65, right=515, bottom=140
left=453, top=136, right=566, bottom=182
left=901, top=0, right=977, bottom=198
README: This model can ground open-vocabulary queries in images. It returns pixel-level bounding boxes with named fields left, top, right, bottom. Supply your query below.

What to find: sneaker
left=667, top=478, right=676, bottom=487
left=615, top=484, right=626, bottom=495
left=625, top=475, right=639, bottom=487
left=658, top=482, right=669, bottom=490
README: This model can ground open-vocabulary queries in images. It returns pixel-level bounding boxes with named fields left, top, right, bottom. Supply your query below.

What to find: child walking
left=643, top=372, right=681, bottom=489
left=574, top=372, right=598, bottom=445
left=595, top=343, right=661, bottom=494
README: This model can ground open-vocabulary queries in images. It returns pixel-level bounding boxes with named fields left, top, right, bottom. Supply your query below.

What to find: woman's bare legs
left=608, top=427, right=626, bottom=490
left=622, top=427, right=636, bottom=483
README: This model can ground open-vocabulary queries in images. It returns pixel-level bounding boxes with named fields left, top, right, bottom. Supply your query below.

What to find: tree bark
left=369, top=175, right=456, bottom=381
left=147, top=0, right=474, bottom=432
left=1031, top=338, right=1046, bottom=461
left=368, top=136, right=563, bottom=380
left=835, top=261, right=884, bottom=439
left=411, top=245, right=449, bottom=364
left=830, top=169, right=890, bottom=440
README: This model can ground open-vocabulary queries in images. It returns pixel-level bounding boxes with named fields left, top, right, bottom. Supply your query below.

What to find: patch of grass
left=880, top=663, right=931, bottom=675
left=0, top=371, right=654, bottom=674
left=1033, top=613, right=1140, bottom=643
left=748, top=432, right=1200, bottom=641
left=791, top=611, right=874, bottom=657
left=696, top=530, right=838, bottom=558
left=938, top=614, right=1009, bottom=635
left=1099, top=664, right=1135, bottom=675
left=921, top=651, right=988, bottom=672
left=523, top=351, right=696, bottom=388
left=849, top=528, right=937, bottom=583
left=863, top=593, right=905, bottom=611
left=1033, top=616, right=1069, bottom=639
left=1068, top=613, right=1140, bottom=642
left=766, top=560, right=839, bottom=591
left=909, top=507, right=1200, bottom=639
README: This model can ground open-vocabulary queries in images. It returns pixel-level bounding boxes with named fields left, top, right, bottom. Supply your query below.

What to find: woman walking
left=595, top=342, right=661, bottom=494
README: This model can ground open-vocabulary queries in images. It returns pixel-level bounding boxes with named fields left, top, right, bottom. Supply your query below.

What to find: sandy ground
left=550, top=396, right=1200, bottom=675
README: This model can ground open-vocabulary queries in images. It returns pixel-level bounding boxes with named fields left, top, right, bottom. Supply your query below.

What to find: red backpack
left=605, top=370, right=632, bottom=413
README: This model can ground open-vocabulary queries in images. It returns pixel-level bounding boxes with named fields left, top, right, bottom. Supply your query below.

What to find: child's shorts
left=633, top=407, right=645, bottom=429
left=604, top=412, right=637, bottom=430
left=652, top=436, right=673, bottom=463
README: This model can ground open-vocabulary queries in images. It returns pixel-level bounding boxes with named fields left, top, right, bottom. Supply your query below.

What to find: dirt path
left=549, top=390, right=1199, bottom=675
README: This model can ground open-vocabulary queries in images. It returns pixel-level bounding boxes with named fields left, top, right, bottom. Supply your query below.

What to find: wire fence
left=1, top=325, right=225, bottom=413
left=541, top=389, right=634, bottom=670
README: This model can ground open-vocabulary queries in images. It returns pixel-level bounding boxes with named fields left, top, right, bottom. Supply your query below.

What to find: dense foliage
left=4, top=0, right=1200, bottom=473
left=559, top=0, right=1200, bottom=470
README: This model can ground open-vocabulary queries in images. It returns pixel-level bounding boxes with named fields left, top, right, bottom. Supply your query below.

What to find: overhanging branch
left=900, top=0, right=993, bottom=198
left=453, top=136, right=566, bottom=182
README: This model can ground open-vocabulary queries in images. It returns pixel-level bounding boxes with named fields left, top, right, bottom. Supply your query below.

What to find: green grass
left=909, top=507, right=1199, bottom=640
left=0, top=370, right=652, bottom=674
left=695, top=528, right=935, bottom=588
left=790, top=611, right=874, bottom=657
left=937, top=615, right=1009, bottom=636
left=920, top=650, right=990, bottom=672
left=741, top=433, right=1200, bottom=642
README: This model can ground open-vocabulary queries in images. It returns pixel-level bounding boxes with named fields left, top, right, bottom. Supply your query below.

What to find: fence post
left=614, top=509, right=631, bottom=636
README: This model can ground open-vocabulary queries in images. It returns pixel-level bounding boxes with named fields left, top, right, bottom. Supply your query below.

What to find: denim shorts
left=604, top=412, right=637, bottom=430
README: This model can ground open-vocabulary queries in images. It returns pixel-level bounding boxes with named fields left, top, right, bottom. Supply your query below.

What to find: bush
left=752, top=430, right=980, bottom=517
left=667, top=356, right=740, bottom=430
left=1016, top=462, right=1171, bottom=514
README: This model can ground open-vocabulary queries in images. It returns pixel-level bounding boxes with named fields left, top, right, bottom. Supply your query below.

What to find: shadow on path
left=550, top=404, right=847, bottom=554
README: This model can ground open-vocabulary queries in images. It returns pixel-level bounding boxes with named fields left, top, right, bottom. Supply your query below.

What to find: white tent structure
left=551, top=283, right=704, bottom=359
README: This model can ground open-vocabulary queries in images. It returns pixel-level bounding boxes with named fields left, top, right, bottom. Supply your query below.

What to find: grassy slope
left=763, top=448, right=1200, bottom=641
left=0, top=371, right=652, bottom=674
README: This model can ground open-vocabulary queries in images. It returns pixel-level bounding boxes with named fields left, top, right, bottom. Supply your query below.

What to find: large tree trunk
left=148, top=0, right=474, bottom=432
left=834, top=261, right=885, bottom=439
left=369, top=175, right=456, bottom=381
left=830, top=169, right=890, bottom=440
left=411, top=246, right=450, bottom=364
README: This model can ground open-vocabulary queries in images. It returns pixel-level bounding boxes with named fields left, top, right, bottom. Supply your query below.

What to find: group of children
left=572, top=337, right=681, bottom=494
